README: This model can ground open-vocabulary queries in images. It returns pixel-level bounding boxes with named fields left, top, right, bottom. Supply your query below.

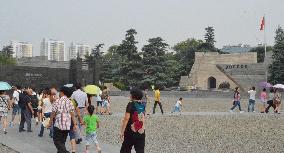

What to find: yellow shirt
left=154, top=90, right=160, bottom=101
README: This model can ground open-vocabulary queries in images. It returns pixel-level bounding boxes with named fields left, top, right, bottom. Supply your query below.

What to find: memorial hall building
left=179, top=52, right=269, bottom=91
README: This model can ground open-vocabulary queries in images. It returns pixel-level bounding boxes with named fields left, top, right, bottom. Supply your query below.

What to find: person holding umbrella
left=0, top=90, right=10, bottom=134
left=0, top=81, right=13, bottom=134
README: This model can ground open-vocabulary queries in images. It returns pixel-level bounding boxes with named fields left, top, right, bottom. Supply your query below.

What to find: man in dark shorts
left=120, top=88, right=146, bottom=153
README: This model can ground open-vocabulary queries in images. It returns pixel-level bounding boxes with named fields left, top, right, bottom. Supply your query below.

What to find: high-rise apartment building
left=11, top=41, right=33, bottom=58
left=69, top=43, right=91, bottom=60
left=40, top=38, right=66, bottom=61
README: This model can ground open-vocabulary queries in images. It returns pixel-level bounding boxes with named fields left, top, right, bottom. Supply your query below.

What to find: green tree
left=269, top=26, right=284, bottom=84
left=0, top=45, right=16, bottom=65
left=100, top=45, right=119, bottom=83
left=85, top=44, right=104, bottom=85
left=141, top=37, right=171, bottom=88
left=116, top=29, right=144, bottom=87
left=173, top=38, right=203, bottom=75
left=249, top=46, right=273, bottom=63
left=202, top=26, right=216, bottom=51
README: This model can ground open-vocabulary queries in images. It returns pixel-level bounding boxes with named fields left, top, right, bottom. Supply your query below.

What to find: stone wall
left=184, top=52, right=259, bottom=90
left=0, top=64, right=93, bottom=90
left=109, top=90, right=235, bottom=98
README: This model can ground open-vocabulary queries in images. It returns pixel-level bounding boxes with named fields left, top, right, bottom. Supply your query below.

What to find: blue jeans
left=12, top=104, right=21, bottom=115
left=248, top=99, right=255, bottom=112
left=172, top=106, right=181, bottom=112
left=231, top=101, right=242, bottom=111
left=39, top=112, right=53, bottom=137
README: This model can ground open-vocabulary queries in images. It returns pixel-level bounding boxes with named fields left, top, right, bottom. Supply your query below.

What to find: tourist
left=69, top=98, right=81, bottom=153
left=273, top=89, right=281, bottom=114
left=71, top=83, right=88, bottom=144
left=95, top=93, right=103, bottom=114
left=19, top=88, right=34, bottom=132
left=153, top=87, right=164, bottom=114
left=10, top=85, right=22, bottom=127
left=0, top=90, right=10, bottom=134
left=31, top=88, right=39, bottom=125
left=265, top=88, right=276, bottom=113
left=37, top=89, right=44, bottom=126
left=171, top=98, right=183, bottom=115
left=229, top=87, right=244, bottom=113
left=38, top=90, right=53, bottom=138
left=120, top=88, right=146, bottom=153
left=259, top=88, right=267, bottom=113
left=247, top=87, right=256, bottom=112
left=101, top=86, right=111, bottom=115
left=48, top=86, right=77, bottom=153
left=142, top=89, right=150, bottom=116
left=83, top=105, right=101, bottom=153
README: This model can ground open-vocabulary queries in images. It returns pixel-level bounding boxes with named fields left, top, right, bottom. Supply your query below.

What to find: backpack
left=31, top=94, right=39, bottom=109
left=18, top=92, right=26, bottom=110
left=130, top=101, right=145, bottom=133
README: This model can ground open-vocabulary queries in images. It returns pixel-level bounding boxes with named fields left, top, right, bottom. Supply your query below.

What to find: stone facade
left=180, top=52, right=266, bottom=91
left=0, top=64, right=93, bottom=90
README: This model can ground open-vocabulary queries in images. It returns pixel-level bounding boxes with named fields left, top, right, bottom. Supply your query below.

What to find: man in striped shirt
left=48, top=86, right=77, bottom=153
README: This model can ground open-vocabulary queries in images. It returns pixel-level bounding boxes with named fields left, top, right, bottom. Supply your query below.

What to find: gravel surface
left=0, top=144, right=18, bottom=153
left=1, top=96, right=283, bottom=153
left=97, top=96, right=284, bottom=153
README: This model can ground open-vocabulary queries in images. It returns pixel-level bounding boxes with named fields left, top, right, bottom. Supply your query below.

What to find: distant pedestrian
left=48, top=86, right=77, bottom=153
left=38, top=90, right=53, bottom=138
left=273, top=89, right=281, bottom=114
left=71, top=83, right=88, bottom=144
left=31, top=88, right=39, bottom=125
left=95, top=93, right=103, bottom=114
left=0, top=90, right=9, bottom=134
left=19, top=88, right=34, bottom=132
left=142, top=89, right=150, bottom=116
left=171, top=98, right=183, bottom=115
left=101, top=86, right=111, bottom=115
left=120, top=88, right=146, bottom=153
left=265, top=88, right=276, bottom=113
left=247, top=87, right=256, bottom=112
left=230, top=87, right=244, bottom=113
left=83, top=105, right=101, bottom=153
left=259, top=88, right=267, bottom=113
left=10, top=85, right=22, bottom=127
left=153, top=87, right=164, bottom=114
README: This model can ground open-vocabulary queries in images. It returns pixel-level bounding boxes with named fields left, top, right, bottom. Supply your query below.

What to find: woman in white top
left=38, top=90, right=53, bottom=137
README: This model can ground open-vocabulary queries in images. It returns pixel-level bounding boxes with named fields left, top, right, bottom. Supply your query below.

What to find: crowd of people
left=0, top=83, right=153, bottom=153
left=230, top=86, right=282, bottom=114
left=1, top=83, right=282, bottom=153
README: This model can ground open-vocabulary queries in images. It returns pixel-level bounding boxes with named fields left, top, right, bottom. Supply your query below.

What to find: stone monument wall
left=0, top=65, right=93, bottom=90
left=185, top=52, right=258, bottom=90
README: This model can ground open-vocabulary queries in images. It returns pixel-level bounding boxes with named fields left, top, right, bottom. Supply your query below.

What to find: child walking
left=83, top=105, right=101, bottom=153
left=171, top=98, right=183, bottom=114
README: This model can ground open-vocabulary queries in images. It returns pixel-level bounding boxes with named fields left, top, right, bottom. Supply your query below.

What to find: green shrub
left=218, top=81, right=230, bottom=89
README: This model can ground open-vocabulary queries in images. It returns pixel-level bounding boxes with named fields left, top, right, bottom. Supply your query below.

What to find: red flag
left=260, top=16, right=265, bottom=31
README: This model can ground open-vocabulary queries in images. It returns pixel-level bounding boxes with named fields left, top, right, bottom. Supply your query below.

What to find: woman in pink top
left=259, top=88, right=267, bottom=113
left=230, top=87, right=244, bottom=113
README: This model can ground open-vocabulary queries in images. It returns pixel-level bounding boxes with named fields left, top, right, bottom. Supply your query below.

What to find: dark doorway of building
left=208, top=76, right=216, bottom=89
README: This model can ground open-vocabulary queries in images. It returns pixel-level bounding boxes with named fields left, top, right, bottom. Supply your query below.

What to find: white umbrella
left=273, top=84, right=284, bottom=89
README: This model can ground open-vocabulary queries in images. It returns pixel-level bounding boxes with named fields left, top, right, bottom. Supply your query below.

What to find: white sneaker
left=229, top=110, right=233, bottom=113
left=253, top=111, right=256, bottom=113
left=240, top=111, right=244, bottom=113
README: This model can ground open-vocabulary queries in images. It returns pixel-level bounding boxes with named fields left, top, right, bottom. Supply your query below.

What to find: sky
left=0, top=0, right=284, bottom=56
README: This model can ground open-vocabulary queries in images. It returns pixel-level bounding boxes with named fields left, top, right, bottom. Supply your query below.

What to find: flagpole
left=264, top=15, right=267, bottom=82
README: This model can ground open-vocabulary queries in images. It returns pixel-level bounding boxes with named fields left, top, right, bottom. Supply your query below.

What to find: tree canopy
left=269, top=26, right=284, bottom=84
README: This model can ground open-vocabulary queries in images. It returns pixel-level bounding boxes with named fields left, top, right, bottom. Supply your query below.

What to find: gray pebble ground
left=1, top=96, right=284, bottom=153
